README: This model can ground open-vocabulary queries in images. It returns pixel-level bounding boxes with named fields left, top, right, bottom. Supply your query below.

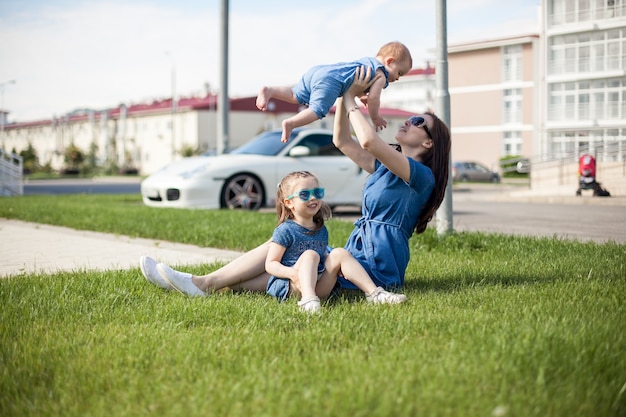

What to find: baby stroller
left=575, top=154, right=610, bottom=197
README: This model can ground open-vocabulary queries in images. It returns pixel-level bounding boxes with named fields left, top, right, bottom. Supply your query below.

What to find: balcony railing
left=549, top=5, right=626, bottom=26
left=0, top=149, right=23, bottom=196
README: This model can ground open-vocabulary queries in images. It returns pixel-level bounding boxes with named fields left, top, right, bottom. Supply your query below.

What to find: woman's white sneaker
left=365, top=287, right=407, bottom=304
left=298, top=296, right=321, bottom=313
left=157, top=263, right=205, bottom=297
left=139, top=256, right=173, bottom=290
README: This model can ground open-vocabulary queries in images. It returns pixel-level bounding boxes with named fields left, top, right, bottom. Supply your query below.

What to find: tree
left=19, top=143, right=39, bottom=174
left=64, top=144, right=85, bottom=173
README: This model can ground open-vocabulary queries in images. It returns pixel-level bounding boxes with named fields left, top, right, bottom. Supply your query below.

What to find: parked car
left=515, top=158, right=531, bottom=174
left=141, top=128, right=369, bottom=210
left=452, top=161, right=501, bottom=183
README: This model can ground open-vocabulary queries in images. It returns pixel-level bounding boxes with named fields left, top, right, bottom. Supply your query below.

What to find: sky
left=0, top=0, right=541, bottom=122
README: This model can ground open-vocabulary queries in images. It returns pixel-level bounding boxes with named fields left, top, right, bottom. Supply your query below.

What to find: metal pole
left=217, top=0, right=229, bottom=154
left=165, top=52, right=176, bottom=159
left=435, top=0, right=453, bottom=236
left=171, top=60, right=177, bottom=158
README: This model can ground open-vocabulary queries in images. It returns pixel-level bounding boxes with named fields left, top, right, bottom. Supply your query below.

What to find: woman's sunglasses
left=286, top=187, right=325, bottom=202
left=408, top=116, right=433, bottom=140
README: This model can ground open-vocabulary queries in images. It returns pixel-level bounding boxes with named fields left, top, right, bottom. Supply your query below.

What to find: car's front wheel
left=220, top=173, right=265, bottom=210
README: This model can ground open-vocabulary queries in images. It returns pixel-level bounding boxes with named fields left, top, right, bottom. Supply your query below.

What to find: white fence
left=0, top=149, right=23, bottom=196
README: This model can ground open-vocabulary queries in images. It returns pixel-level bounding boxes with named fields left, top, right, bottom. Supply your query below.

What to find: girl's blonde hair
left=276, top=171, right=332, bottom=232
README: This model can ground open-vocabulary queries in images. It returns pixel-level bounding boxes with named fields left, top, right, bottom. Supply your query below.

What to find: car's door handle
left=339, top=165, right=362, bottom=175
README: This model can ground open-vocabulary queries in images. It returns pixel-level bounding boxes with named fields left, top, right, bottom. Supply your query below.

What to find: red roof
left=406, top=64, right=435, bottom=76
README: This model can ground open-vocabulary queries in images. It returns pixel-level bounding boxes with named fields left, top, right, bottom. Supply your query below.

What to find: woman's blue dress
left=338, top=158, right=434, bottom=290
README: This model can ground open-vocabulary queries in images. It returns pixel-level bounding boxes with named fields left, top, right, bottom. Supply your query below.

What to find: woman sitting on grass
left=140, top=65, right=451, bottom=299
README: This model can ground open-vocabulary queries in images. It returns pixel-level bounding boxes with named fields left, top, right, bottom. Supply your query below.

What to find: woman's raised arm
left=333, top=97, right=376, bottom=174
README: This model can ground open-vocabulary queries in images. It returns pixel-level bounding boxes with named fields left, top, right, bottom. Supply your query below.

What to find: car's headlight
left=180, top=164, right=210, bottom=179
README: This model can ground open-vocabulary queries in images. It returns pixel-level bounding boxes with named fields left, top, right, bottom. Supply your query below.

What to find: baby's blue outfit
left=292, top=57, right=390, bottom=120
left=266, top=219, right=328, bottom=302
left=338, top=159, right=434, bottom=290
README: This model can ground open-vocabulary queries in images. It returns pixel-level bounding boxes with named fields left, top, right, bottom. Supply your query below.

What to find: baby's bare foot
left=281, top=119, right=294, bottom=143
left=256, top=87, right=271, bottom=111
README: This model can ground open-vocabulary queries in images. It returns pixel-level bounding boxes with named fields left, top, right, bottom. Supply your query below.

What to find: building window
left=502, top=45, right=522, bottom=81
left=592, top=42, right=605, bottom=71
left=593, top=90, right=605, bottom=118
left=608, top=91, right=620, bottom=117
left=548, top=78, right=626, bottom=121
left=579, top=45, right=590, bottom=71
left=550, top=0, right=625, bottom=25
left=548, top=29, right=626, bottom=75
left=502, top=131, right=522, bottom=156
left=503, top=89, right=522, bottom=123
left=607, top=29, right=621, bottom=70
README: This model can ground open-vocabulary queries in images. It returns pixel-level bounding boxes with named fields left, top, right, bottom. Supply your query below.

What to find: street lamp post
left=217, top=0, right=229, bottom=154
left=434, top=0, right=453, bottom=236
left=0, top=79, right=16, bottom=149
left=165, top=52, right=177, bottom=159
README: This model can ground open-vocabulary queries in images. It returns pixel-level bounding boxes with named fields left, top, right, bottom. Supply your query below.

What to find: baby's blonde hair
left=377, top=41, right=413, bottom=68
left=276, top=171, right=331, bottom=232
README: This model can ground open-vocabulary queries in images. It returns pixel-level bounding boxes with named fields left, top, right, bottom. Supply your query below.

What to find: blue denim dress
left=266, top=220, right=328, bottom=302
left=338, top=159, right=434, bottom=290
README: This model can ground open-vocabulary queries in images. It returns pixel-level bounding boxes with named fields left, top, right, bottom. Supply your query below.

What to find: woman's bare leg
left=190, top=241, right=271, bottom=293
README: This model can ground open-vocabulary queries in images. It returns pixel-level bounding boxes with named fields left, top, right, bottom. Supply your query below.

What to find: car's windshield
left=231, top=130, right=293, bottom=156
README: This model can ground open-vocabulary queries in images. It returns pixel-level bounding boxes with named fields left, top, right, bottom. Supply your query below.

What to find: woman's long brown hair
left=412, top=112, right=451, bottom=234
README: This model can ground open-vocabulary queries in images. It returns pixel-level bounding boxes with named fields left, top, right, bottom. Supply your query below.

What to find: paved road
left=451, top=198, right=625, bottom=243
left=448, top=184, right=626, bottom=243
left=23, top=177, right=141, bottom=195
left=334, top=184, right=626, bottom=244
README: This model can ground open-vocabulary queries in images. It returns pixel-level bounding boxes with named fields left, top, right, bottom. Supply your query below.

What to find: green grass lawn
left=1, top=195, right=625, bottom=417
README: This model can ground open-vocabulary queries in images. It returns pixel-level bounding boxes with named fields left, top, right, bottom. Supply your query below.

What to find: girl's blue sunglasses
left=408, top=116, right=433, bottom=140
left=286, top=187, right=325, bottom=201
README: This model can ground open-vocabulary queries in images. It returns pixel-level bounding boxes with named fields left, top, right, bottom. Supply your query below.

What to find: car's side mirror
left=288, top=146, right=311, bottom=157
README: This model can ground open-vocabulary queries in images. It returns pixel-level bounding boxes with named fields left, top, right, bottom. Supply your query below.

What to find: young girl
left=264, top=171, right=406, bottom=313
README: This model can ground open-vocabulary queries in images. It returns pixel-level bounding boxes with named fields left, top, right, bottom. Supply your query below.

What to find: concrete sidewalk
left=0, top=219, right=243, bottom=278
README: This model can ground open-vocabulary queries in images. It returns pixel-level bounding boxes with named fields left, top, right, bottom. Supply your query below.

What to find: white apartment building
left=531, top=0, right=626, bottom=194
left=542, top=0, right=626, bottom=158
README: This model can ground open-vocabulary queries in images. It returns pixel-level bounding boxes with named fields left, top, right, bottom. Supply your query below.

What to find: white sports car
left=141, top=128, right=368, bottom=210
